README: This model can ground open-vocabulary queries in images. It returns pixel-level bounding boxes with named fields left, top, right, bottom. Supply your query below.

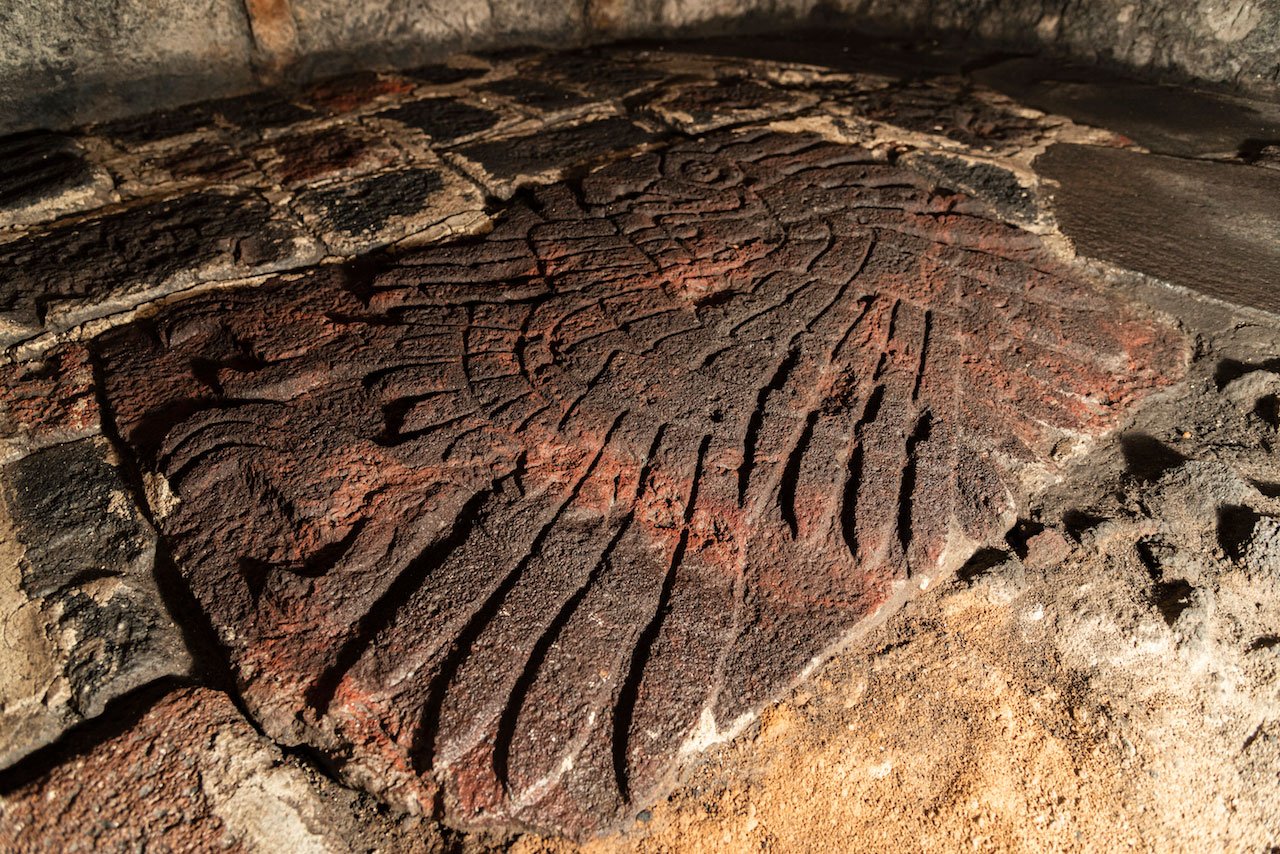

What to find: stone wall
left=3, top=0, right=1277, bottom=135
left=841, top=0, right=1280, bottom=94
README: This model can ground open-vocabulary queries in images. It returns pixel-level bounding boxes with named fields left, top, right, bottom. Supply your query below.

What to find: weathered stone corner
left=0, top=437, right=190, bottom=768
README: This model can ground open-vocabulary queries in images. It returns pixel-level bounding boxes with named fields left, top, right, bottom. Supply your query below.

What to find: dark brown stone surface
left=292, top=162, right=486, bottom=255
left=482, top=77, right=595, bottom=113
left=0, top=345, right=99, bottom=454
left=94, top=103, right=224, bottom=145
left=0, top=687, right=436, bottom=852
left=303, top=71, right=417, bottom=114
left=252, top=123, right=403, bottom=188
left=519, top=50, right=667, bottom=100
left=403, top=64, right=489, bottom=86
left=839, top=79, right=1046, bottom=153
left=904, top=152, right=1038, bottom=225
left=2, top=690, right=247, bottom=852
left=95, top=130, right=1184, bottom=837
left=976, top=58, right=1280, bottom=159
left=0, top=189, right=322, bottom=344
left=1036, top=144, right=1280, bottom=314
left=453, top=117, right=659, bottom=196
left=140, top=137, right=261, bottom=186
left=0, top=131, right=114, bottom=228
left=641, top=77, right=815, bottom=134
left=377, top=97, right=505, bottom=144
left=1, top=44, right=1110, bottom=348
left=296, top=169, right=443, bottom=234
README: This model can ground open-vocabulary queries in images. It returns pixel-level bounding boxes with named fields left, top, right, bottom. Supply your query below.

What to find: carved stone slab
left=96, top=130, right=1184, bottom=837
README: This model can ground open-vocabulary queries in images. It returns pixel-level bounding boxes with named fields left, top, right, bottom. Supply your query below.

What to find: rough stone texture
left=377, top=96, right=509, bottom=144
left=0, top=345, right=99, bottom=460
left=0, top=42, right=1130, bottom=347
left=252, top=121, right=405, bottom=188
left=975, top=58, right=1280, bottom=159
left=290, top=0, right=585, bottom=76
left=95, top=129, right=1183, bottom=838
left=292, top=161, right=487, bottom=255
left=0, top=437, right=189, bottom=769
left=638, top=77, right=817, bottom=133
left=832, top=0, right=1280, bottom=92
left=1036, top=144, right=1280, bottom=314
left=0, top=0, right=257, bottom=135
left=831, top=78, right=1049, bottom=155
left=591, top=341, right=1280, bottom=850
left=519, top=49, right=668, bottom=101
left=0, top=131, right=115, bottom=229
left=0, top=687, right=437, bottom=852
left=453, top=116, right=661, bottom=197
left=904, top=152, right=1038, bottom=225
left=5, top=0, right=1278, bottom=137
left=0, top=189, right=323, bottom=345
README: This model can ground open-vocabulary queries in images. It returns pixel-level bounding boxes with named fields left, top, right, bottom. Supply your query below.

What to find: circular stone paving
left=94, top=129, right=1181, bottom=838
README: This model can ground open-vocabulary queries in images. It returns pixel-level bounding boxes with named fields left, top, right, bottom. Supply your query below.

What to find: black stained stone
left=207, top=92, right=317, bottom=131
left=4, top=438, right=175, bottom=718
left=403, top=64, right=488, bottom=85
left=377, top=98, right=501, bottom=143
left=7, top=441, right=150, bottom=601
left=96, top=105, right=220, bottom=143
left=647, top=78, right=792, bottom=124
left=458, top=118, right=655, bottom=181
left=97, top=93, right=315, bottom=143
left=476, top=46, right=542, bottom=62
left=523, top=52, right=667, bottom=99
left=911, top=153, right=1036, bottom=223
left=0, top=191, right=297, bottom=329
left=482, top=78, right=594, bottom=111
left=297, top=168, right=445, bottom=237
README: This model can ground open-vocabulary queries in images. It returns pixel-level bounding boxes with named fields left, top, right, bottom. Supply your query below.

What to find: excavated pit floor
left=1, top=32, right=1278, bottom=852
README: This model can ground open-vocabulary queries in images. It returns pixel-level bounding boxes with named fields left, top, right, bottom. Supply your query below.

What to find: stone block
left=292, top=161, right=488, bottom=254
left=0, top=438, right=189, bottom=768
left=0, top=687, right=434, bottom=852
left=0, top=189, right=323, bottom=345
left=452, top=115, right=659, bottom=197
left=0, top=132, right=115, bottom=229
left=0, top=346, right=99, bottom=459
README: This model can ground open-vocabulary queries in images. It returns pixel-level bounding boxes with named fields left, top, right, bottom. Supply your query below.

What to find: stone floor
left=1, top=33, right=1277, bottom=851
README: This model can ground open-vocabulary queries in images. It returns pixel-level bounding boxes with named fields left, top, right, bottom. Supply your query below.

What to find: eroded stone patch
left=0, top=687, right=435, bottom=853
left=0, top=437, right=189, bottom=767
left=93, top=129, right=1184, bottom=838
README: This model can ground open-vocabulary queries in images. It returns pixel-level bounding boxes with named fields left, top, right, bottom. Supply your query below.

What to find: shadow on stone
left=1153, top=579, right=1195, bottom=626
left=1120, top=432, right=1186, bottom=482
left=1217, top=504, right=1263, bottom=561
left=1003, top=518, right=1045, bottom=559
left=957, top=547, right=1012, bottom=584
left=1062, top=508, right=1107, bottom=540
left=1214, top=357, right=1280, bottom=389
